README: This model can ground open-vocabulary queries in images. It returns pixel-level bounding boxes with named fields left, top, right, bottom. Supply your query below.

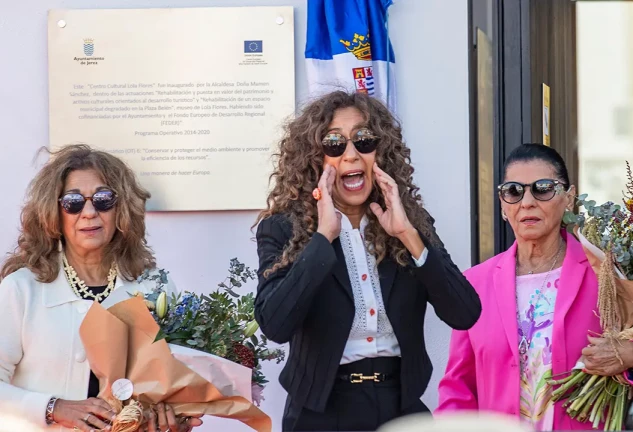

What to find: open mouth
left=520, top=217, right=541, bottom=224
left=340, top=170, right=365, bottom=192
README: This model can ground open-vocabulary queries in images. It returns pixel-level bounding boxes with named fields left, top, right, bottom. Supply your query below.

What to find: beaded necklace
left=62, top=252, right=117, bottom=302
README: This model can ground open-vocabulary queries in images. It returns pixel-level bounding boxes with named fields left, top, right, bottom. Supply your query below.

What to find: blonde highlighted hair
left=1, top=144, right=155, bottom=283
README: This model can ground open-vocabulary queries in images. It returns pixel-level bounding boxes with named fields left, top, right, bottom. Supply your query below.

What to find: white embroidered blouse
left=338, top=212, right=428, bottom=364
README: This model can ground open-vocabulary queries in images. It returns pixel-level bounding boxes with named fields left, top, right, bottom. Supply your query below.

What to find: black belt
left=336, top=372, right=395, bottom=383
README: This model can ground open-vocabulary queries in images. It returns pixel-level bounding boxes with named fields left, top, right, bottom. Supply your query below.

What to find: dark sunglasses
left=321, top=128, right=379, bottom=158
left=59, top=189, right=118, bottom=214
left=498, top=179, right=567, bottom=204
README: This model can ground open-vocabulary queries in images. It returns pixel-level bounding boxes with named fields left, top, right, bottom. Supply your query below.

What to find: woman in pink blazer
left=437, top=144, right=633, bottom=430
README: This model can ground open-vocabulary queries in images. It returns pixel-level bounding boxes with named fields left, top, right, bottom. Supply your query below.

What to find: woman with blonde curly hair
left=0, top=145, right=202, bottom=432
left=253, top=91, right=482, bottom=431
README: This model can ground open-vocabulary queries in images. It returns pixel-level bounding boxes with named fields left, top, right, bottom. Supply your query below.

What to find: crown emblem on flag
left=339, top=33, right=372, bottom=61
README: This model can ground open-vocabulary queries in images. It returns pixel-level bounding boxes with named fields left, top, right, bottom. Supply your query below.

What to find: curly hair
left=1, top=144, right=155, bottom=283
left=255, top=91, right=435, bottom=277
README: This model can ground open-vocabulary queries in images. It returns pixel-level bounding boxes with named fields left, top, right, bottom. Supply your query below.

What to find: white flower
left=156, top=292, right=168, bottom=319
left=244, top=320, right=259, bottom=338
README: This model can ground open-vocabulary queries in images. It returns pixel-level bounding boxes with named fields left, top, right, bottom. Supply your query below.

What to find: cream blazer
left=0, top=265, right=176, bottom=430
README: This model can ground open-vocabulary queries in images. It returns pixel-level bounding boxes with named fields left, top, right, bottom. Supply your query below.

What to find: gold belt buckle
left=350, top=373, right=381, bottom=383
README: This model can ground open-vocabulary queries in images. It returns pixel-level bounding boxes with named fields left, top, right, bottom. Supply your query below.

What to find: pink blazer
left=436, top=231, right=601, bottom=430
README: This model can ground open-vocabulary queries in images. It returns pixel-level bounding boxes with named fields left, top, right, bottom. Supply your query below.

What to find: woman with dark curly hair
left=0, top=145, right=202, bottom=432
left=253, top=91, right=482, bottom=431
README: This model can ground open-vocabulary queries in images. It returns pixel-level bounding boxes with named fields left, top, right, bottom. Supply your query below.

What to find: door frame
left=469, top=0, right=577, bottom=262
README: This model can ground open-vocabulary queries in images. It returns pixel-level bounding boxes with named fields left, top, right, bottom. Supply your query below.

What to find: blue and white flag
left=305, top=0, right=396, bottom=111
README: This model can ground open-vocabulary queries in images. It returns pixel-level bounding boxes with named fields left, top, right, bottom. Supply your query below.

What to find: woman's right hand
left=316, top=165, right=341, bottom=243
left=53, top=398, right=116, bottom=431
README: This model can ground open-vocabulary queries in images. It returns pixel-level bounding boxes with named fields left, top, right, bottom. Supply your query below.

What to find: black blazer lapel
left=332, top=239, right=354, bottom=302
left=378, top=258, right=397, bottom=305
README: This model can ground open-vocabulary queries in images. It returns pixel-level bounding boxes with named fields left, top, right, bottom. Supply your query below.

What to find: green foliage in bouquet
left=137, top=259, right=285, bottom=400
left=565, top=162, right=633, bottom=280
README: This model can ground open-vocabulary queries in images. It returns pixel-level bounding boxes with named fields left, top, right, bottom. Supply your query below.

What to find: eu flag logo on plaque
left=244, top=40, right=263, bottom=53
left=83, top=39, right=94, bottom=56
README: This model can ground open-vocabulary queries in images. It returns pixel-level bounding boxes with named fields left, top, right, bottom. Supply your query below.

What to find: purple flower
left=251, top=383, right=265, bottom=406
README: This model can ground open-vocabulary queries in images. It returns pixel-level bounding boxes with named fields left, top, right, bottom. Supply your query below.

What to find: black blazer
left=254, top=211, right=481, bottom=413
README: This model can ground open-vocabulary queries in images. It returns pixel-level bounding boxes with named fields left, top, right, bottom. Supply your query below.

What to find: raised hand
left=369, top=163, right=413, bottom=238
left=316, top=165, right=342, bottom=243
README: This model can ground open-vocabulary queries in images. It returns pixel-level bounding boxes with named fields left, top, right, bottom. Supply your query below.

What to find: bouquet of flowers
left=78, top=259, right=283, bottom=432
left=548, top=162, right=633, bottom=430
left=138, top=258, right=285, bottom=405
left=80, top=295, right=272, bottom=432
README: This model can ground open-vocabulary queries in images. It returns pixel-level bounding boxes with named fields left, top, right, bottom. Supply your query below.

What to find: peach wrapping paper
left=78, top=296, right=272, bottom=432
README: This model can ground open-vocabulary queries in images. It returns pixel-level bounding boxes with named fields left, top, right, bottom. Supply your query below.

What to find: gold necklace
left=62, top=252, right=117, bottom=302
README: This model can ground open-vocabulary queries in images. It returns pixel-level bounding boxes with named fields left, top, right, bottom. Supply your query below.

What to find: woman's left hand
left=369, top=163, right=414, bottom=238
left=582, top=336, right=633, bottom=376
left=145, top=403, right=203, bottom=432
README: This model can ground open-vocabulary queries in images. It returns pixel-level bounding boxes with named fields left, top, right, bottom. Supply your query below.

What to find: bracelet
left=45, top=397, right=59, bottom=425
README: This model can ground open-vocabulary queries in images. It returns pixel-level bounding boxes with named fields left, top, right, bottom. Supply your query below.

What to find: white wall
left=388, top=0, right=471, bottom=413
left=0, top=0, right=471, bottom=430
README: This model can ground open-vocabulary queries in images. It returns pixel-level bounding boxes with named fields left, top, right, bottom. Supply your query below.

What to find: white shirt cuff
left=412, top=248, right=428, bottom=267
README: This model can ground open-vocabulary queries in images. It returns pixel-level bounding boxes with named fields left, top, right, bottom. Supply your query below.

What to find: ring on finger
left=312, top=187, right=322, bottom=201
left=84, top=414, right=91, bottom=422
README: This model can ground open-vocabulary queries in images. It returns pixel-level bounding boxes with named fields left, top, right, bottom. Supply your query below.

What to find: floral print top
left=517, top=267, right=562, bottom=431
